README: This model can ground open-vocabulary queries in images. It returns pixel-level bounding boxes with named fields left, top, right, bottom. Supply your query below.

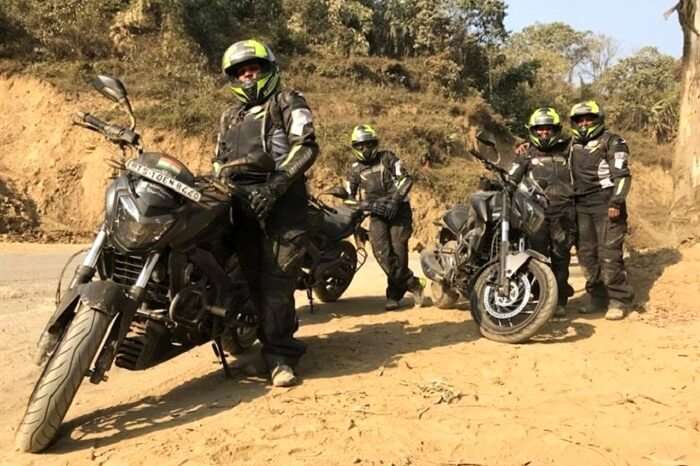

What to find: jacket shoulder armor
left=276, top=89, right=309, bottom=110
left=607, top=132, right=626, bottom=146
left=378, top=150, right=398, bottom=164
left=601, top=131, right=628, bottom=153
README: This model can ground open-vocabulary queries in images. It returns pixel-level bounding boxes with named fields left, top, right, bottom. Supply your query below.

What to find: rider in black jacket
left=344, top=124, right=425, bottom=310
left=215, top=39, right=319, bottom=386
left=568, top=100, right=634, bottom=320
left=508, top=107, right=575, bottom=317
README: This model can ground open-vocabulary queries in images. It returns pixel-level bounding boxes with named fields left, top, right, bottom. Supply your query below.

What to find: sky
left=504, top=0, right=683, bottom=59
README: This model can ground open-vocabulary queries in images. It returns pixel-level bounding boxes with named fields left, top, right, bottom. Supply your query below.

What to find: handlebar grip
left=78, top=112, right=138, bottom=144
left=81, top=112, right=110, bottom=132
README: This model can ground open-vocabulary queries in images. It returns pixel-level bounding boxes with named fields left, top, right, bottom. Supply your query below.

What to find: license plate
left=126, top=160, right=202, bottom=202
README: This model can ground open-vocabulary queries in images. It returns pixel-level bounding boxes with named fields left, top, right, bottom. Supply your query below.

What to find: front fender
left=505, top=249, right=550, bottom=278
left=46, top=281, right=135, bottom=334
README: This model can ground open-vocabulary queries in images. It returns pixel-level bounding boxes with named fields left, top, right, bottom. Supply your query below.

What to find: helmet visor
left=571, top=113, right=598, bottom=125
left=532, top=124, right=557, bottom=138
left=352, top=140, right=378, bottom=151
left=225, top=59, right=272, bottom=82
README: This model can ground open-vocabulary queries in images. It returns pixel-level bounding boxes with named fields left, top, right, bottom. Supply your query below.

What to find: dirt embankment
left=0, top=74, right=451, bottom=246
left=0, top=73, right=680, bottom=250
left=0, top=75, right=213, bottom=241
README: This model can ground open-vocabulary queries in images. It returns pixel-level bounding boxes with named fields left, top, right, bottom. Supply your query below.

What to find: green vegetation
left=0, top=0, right=680, bottom=203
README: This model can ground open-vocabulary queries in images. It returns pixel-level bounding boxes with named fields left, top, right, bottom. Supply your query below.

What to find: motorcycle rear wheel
left=430, top=281, right=459, bottom=309
left=471, top=259, right=556, bottom=343
left=16, top=303, right=112, bottom=453
left=313, top=241, right=357, bottom=303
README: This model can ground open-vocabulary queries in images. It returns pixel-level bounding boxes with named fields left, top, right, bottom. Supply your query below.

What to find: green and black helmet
left=526, top=107, right=562, bottom=149
left=569, top=100, right=605, bottom=143
left=351, top=124, right=379, bottom=163
left=222, top=39, right=280, bottom=106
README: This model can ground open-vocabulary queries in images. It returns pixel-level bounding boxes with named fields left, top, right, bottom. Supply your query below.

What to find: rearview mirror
left=476, top=130, right=497, bottom=148
left=91, top=75, right=128, bottom=103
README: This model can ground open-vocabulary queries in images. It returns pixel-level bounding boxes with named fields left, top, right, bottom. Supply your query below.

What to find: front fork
left=68, top=226, right=108, bottom=288
left=69, top=224, right=161, bottom=298
left=89, top=251, right=161, bottom=383
left=54, top=225, right=163, bottom=383
left=498, top=193, right=510, bottom=296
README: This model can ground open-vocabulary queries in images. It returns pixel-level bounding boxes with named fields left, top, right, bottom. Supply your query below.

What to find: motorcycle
left=420, top=130, right=557, bottom=343
left=300, top=190, right=369, bottom=307
left=16, top=75, right=257, bottom=453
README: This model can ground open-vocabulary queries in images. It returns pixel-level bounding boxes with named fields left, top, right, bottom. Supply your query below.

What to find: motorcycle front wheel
left=16, top=302, right=112, bottom=452
left=470, top=259, right=556, bottom=343
left=313, top=241, right=357, bottom=303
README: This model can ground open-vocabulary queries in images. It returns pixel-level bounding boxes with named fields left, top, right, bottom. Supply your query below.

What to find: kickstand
left=306, top=286, right=315, bottom=314
left=212, top=337, right=232, bottom=379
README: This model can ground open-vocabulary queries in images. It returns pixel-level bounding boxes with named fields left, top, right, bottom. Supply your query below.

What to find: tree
left=581, top=33, right=619, bottom=82
left=595, top=47, right=680, bottom=142
left=508, top=22, right=592, bottom=84
left=670, top=0, right=700, bottom=237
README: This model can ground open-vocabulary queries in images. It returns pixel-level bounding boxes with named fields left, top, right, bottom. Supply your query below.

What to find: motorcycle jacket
left=345, top=150, right=413, bottom=203
left=569, top=130, right=631, bottom=212
left=214, top=89, right=319, bottom=195
left=508, top=137, right=573, bottom=213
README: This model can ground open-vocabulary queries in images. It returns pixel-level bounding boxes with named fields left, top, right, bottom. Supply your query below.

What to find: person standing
left=215, top=39, right=319, bottom=386
left=344, top=124, right=426, bottom=310
left=508, top=107, right=575, bottom=318
left=568, top=100, right=634, bottom=320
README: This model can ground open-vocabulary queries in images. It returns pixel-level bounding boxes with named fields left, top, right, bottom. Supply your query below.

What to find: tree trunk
left=672, top=0, right=700, bottom=239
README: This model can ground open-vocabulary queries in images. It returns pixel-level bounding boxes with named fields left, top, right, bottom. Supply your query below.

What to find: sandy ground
left=0, top=243, right=698, bottom=466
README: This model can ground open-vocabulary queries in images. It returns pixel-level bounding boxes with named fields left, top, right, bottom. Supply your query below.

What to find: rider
left=344, top=124, right=426, bottom=310
left=508, top=107, right=575, bottom=318
left=214, top=39, right=319, bottom=386
left=569, top=100, right=634, bottom=320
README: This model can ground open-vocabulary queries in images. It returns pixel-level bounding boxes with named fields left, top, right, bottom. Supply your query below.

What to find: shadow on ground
left=56, top=369, right=268, bottom=453
left=53, top=306, right=478, bottom=453
left=626, top=247, right=682, bottom=307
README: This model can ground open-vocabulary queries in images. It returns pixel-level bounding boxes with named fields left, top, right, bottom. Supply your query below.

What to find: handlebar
left=470, top=149, right=550, bottom=205
left=469, top=149, right=514, bottom=192
left=309, top=194, right=338, bottom=215
left=469, top=149, right=509, bottom=177
left=74, top=111, right=140, bottom=146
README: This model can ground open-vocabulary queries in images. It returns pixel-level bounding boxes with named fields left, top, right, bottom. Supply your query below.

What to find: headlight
left=113, top=196, right=174, bottom=249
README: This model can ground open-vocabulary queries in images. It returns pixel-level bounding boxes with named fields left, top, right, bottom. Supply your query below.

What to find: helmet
left=222, top=39, right=280, bottom=106
left=569, top=100, right=605, bottom=143
left=526, top=107, right=562, bottom=150
left=351, top=124, right=379, bottom=163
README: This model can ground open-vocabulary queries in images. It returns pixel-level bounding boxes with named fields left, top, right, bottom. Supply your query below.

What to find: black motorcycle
left=421, top=131, right=557, bottom=343
left=16, top=75, right=257, bottom=453
left=300, top=191, right=369, bottom=307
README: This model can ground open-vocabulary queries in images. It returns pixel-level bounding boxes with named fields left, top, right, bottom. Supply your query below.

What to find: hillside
left=0, top=63, right=502, bottom=246
left=0, top=0, right=681, bottom=248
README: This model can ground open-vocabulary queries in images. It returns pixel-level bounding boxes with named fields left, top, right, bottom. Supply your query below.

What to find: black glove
left=248, top=184, right=278, bottom=221
left=370, top=199, right=399, bottom=220
left=383, top=199, right=399, bottom=220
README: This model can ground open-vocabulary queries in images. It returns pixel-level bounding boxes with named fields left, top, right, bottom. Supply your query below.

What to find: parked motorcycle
left=300, top=190, right=369, bottom=306
left=16, top=75, right=257, bottom=453
left=421, top=131, right=557, bottom=343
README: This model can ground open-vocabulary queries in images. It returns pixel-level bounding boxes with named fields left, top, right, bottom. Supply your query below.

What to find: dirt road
left=0, top=243, right=698, bottom=466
